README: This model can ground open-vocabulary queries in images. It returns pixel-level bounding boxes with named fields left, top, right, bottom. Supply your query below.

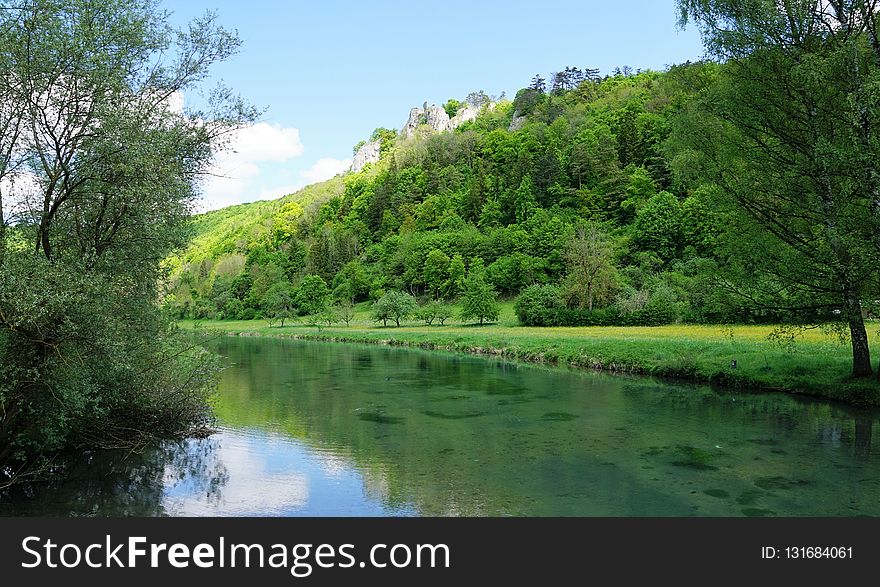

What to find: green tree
left=632, top=191, right=685, bottom=264
left=677, top=0, right=880, bottom=378
left=443, top=98, right=464, bottom=119
left=423, top=249, right=451, bottom=299
left=434, top=303, right=453, bottom=326
left=514, top=175, right=538, bottom=224
left=460, top=262, right=501, bottom=325
left=249, top=263, right=286, bottom=311
left=0, top=0, right=253, bottom=484
left=444, top=254, right=467, bottom=299
left=317, top=306, right=339, bottom=327
left=273, top=202, right=304, bottom=243
left=336, top=302, right=355, bottom=327
left=563, top=225, right=617, bottom=311
left=295, top=275, right=330, bottom=316
left=372, top=291, right=417, bottom=327
left=621, top=167, right=658, bottom=220
left=487, top=253, right=547, bottom=295
left=332, top=259, right=371, bottom=303
left=264, top=282, right=294, bottom=327
left=370, top=127, right=398, bottom=156
left=307, top=225, right=359, bottom=283
left=478, top=195, right=503, bottom=229
left=416, top=301, right=454, bottom=326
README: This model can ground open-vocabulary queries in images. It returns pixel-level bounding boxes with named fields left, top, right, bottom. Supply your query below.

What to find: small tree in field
left=337, top=302, right=355, bottom=327
left=373, top=291, right=417, bottom=327
left=264, top=282, right=294, bottom=327
left=417, top=301, right=454, bottom=326
left=317, top=306, right=338, bottom=327
left=435, top=304, right=453, bottom=326
left=460, top=263, right=500, bottom=325
left=416, top=303, right=438, bottom=325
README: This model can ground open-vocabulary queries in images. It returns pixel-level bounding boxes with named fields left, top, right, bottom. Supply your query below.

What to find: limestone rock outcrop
left=401, top=102, right=486, bottom=137
left=425, top=105, right=451, bottom=133
left=508, top=111, right=528, bottom=132
left=401, top=107, right=426, bottom=138
left=449, top=104, right=479, bottom=130
left=350, top=101, right=493, bottom=174
left=350, top=139, right=381, bottom=173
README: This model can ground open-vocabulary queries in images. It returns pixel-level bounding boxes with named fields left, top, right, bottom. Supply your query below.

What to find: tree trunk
left=846, top=297, right=872, bottom=378
left=0, top=191, right=4, bottom=263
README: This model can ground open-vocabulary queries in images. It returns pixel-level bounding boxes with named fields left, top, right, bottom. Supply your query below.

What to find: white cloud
left=300, top=157, right=352, bottom=184
left=200, top=122, right=305, bottom=211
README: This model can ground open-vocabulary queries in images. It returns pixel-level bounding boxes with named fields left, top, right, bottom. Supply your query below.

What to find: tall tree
left=529, top=74, right=546, bottom=94
left=563, top=224, right=617, bottom=311
left=676, top=0, right=880, bottom=378
left=0, top=0, right=255, bottom=483
left=423, top=248, right=451, bottom=300
left=460, top=259, right=500, bottom=325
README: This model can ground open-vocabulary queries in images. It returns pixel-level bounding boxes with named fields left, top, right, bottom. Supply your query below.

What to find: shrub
left=514, top=285, right=563, bottom=326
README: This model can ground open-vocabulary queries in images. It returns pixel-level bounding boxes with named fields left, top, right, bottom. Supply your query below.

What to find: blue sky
left=162, top=1, right=706, bottom=210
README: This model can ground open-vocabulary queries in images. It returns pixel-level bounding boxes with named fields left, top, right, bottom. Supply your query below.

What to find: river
left=2, top=336, right=878, bottom=516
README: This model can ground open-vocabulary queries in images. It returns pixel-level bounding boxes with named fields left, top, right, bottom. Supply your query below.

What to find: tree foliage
left=372, top=291, right=417, bottom=327
left=0, top=0, right=253, bottom=485
left=460, top=261, right=500, bottom=325
left=676, top=0, right=880, bottom=377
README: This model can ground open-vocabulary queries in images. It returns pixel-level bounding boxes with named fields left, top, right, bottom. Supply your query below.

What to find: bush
left=514, top=283, right=682, bottom=327
left=514, top=285, right=563, bottom=326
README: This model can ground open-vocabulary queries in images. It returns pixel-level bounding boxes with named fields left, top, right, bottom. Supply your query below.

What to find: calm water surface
left=3, top=336, right=879, bottom=516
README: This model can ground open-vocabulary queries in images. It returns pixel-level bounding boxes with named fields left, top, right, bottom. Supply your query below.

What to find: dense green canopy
left=0, top=0, right=255, bottom=486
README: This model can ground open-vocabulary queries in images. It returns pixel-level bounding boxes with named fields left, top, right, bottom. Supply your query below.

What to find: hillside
left=180, top=176, right=345, bottom=265
left=163, top=62, right=802, bottom=329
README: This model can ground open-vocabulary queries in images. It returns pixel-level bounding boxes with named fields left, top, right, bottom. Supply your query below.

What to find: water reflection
left=2, top=336, right=879, bottom=516
left=0, top=438, right=227, bottom=516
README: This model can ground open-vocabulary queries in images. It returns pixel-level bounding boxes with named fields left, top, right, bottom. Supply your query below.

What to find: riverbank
left=180, top=311, right=880, bottom=406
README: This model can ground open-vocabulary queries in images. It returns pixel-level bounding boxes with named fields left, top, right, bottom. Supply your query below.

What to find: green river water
left=2, top=336, right=878, bottom=516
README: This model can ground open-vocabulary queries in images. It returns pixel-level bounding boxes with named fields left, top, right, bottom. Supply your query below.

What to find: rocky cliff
left=350, top=139, right=382, bottom=173
left=402, top=102, right=482, bottom=137
left=350, top=101, right=487, bottom=172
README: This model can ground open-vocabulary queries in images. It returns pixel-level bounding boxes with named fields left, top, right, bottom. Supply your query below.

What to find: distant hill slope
left=176, top=176, right=344, bottom=266
left=165, top=64, right=751, bottom=327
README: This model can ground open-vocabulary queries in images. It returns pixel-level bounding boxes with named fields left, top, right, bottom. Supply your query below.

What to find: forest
left=167, top=64, right=730, bottom=326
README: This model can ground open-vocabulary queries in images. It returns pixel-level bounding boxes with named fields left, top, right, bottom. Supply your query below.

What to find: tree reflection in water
left=0, top=437, right=228, bottom=516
